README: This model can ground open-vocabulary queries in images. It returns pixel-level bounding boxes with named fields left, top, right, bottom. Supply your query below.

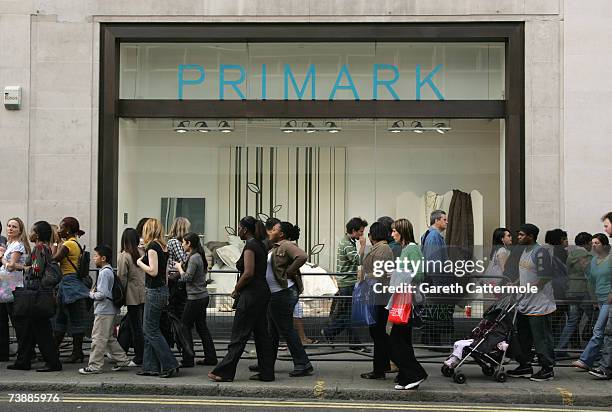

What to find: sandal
left=208, top=371, right=233, bottom=382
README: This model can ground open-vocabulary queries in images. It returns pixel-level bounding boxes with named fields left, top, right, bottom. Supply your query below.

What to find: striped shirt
left=335, top=235, right=360, bottom=288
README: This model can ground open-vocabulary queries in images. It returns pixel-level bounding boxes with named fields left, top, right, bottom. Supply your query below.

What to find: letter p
left=178, top=64, right=205, bottom=100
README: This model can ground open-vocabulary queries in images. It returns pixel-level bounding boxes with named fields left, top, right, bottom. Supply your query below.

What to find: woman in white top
left=482, top=228, right=513, bottom=293
left=0, top=217, right=31, bottom=361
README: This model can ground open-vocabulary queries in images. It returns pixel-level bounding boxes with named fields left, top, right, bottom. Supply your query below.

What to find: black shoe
left=320, top=328, right=333, bottom=344
left=507, top=365, right=533, bottom=378
left=7, top=364, right=30, bottom=371
left=136, top=370, right=159, bottom=376
left=289, top=366, right=314, bottom=377
left=248, top=364, right=259, bottom=372
left=589, top=367, right=611, bottom=380
left=159, top=367, right=179, bottom=378
left=249, top=373, right=275, bottom=382
left=196, top=358, right=218, bottom=366
left=360, top=371, right=386, bottom=380
left=36, top=365, right=62, bottom=372
left=530, top=368, right=554, bottom=382
left=350, top=346, right=372, bottom=353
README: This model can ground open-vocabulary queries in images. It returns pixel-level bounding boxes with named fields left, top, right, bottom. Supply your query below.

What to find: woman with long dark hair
left=264, top=221, right=312, bottom=377
left=136, top=218, right=179, bottom=378
left=483, top=228, right=512, bottom=285
left=7, top=221, right=62, bottom=372
left=208, top=216, right=275, bottom=382
left=117, top=228, right=146, bottom=366
left=174, top=232, right=217, bottom=367
left=52, top=217, right=91, bottom=364
left=387, top=218, right=428, bottom=390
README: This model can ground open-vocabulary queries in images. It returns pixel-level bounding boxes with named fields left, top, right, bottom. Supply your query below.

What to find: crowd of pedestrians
left=0, top=210, right=611, bottom=389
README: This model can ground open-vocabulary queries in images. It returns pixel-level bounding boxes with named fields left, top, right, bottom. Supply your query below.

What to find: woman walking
left=208, top=216, right=275, bottom=382
left=52, top=217, right=92, bottom=364
left=136, top=218, right=179, bottom=378
left=360, top=222, right=395, bottom=380
left=573, top=233, right=612, bottom=371
left=0, top=218, right=31, bottom=361
left=7, top=221, right=62, bottom=372
left=117, top=228, right=146, bottom=367
left=387, top=218, right=428, bottom=390
left=173, top=232, right=217, bottom=367
left=265, top=221, right=312, bottom=377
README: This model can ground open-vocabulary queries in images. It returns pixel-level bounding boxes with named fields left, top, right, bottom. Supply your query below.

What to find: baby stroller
left=441, top=294, right=519, bottom=384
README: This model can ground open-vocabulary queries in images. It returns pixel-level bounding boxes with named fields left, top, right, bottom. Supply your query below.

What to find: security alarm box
left=4, top=86, right=21, bottom=110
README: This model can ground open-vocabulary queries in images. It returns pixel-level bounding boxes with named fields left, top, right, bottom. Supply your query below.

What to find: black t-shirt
left=143, top=241, right=168, bottom=289
left=236, top=238, right=269, bottom=293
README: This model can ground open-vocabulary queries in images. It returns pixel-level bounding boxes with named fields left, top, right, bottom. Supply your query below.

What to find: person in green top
left=573, top=233, right=612, bottom=371
left=391, top=219, right=425, bottom=284
left=322, top=217, right=368, bottom=349
left=557, top=232, right=593, bottom=357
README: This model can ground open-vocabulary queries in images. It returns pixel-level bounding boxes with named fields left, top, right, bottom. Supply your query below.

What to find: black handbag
left=12, top=287, right=56, bottom=319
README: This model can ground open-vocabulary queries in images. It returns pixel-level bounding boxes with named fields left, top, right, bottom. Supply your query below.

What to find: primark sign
left=177, top=63, right=445, bottom=101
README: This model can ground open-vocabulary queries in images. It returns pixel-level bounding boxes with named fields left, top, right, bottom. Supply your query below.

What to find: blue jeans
left=268, top=285, right=312, bottom=372
left=324, top=286, right=360, bottom=344
left=600, top=305, right=612, bottom=372
left=580, top=303, right=609, bottom=366
left=143, top=286, right=178, bottom=374
left=557, top=299, right=593, bottom=350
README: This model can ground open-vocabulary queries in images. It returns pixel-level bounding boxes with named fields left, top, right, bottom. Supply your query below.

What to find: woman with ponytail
left=208, top=216, right=275, bottom=382
left=174, top=232, right=217, bottom=368
left=265, top=221, right=312, bottom=377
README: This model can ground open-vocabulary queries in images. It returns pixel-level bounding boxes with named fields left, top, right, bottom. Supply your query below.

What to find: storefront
left=99, top=23, right=524, bottom=271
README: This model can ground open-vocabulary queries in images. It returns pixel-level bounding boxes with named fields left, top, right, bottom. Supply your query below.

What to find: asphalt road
left=0, top=394, right=609, bottom=412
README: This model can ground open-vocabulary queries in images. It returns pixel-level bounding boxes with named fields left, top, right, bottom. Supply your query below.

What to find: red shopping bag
left=388, top=291, right=412, bottom=324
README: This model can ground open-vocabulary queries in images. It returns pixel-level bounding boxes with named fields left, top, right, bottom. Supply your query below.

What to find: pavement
left=0, top=347, right=611, bottom=408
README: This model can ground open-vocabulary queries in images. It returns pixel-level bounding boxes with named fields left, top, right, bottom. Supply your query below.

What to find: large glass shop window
left=117, top=118, right=504, bottom=284
left=119, top=42, right=505, bottom=100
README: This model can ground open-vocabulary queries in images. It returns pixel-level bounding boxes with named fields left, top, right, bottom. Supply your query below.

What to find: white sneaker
left=394, top=384, right=407, bottom=390
left=127, top=361, right=140, bottom=368
left=404, top=377, right=426, bottom=389
left=79, top=367, right=102, bottom=375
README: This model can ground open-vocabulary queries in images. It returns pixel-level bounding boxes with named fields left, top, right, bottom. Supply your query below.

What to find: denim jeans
left=323, top=285, right=360, bottom=344
left=268, top=285, right=312, bottom=372
left=580, top=303, right=609, bottom=367
left=143, top=286, right=178, bottom=374
left=599, top=304, right=612, bottom=372
left=557, top=299, right=593, bottom=350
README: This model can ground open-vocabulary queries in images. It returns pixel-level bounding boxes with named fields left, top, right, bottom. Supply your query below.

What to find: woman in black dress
left=208, top=216, right=275, bottom=382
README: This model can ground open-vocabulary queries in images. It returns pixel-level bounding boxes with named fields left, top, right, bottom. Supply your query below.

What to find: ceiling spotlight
left=389, top=120, right=404, bottom=133
left=434, top=122, right=447, bottom=134
left=174, top=120, right=189, bottom=133
left=194, top=121, right=209, bottom=133
left=304, top=121, right=316, bottom=134
left=325, top=121, right=340, bottom=133
left=282, top=120, right=297, bottom=133
left=218, top=120, right=233, bottom=133
left=410, top=120, right=424, bottom=133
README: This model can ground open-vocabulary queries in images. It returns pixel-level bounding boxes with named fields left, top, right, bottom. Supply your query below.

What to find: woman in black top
left=208, top=216, right=275, bottom=382
left=136, top=218, right=179, bottom=378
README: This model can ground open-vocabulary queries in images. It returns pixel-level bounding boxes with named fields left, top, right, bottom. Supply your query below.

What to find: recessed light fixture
left=325, top=121, right=340, bottom=133
left=410, top=120, right=424, bottom=133
left=304, top=121, right=317, bottom=133
left=218, top=120, right=233, bottom=133
left=389, top=120, right=404, bottom=133
left=174, top=120, right=190, bottom=133
left=194, top=121, right=209, bottom=133
left=282, top=120, right=297, bottom=133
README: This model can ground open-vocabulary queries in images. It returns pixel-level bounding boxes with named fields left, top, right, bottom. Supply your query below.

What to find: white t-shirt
left=265, top=251, right=293, bottom=294
left=1, top=241, right=27, bottom=271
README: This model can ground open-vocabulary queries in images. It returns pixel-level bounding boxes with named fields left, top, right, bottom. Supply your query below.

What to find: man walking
left=322, top=217, right=368, bottom=350
left=508, top=223, right=556, bottom=381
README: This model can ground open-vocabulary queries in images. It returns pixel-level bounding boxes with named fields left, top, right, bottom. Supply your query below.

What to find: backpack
left=108, top=272, right=126, bottom=309
left=530, top=245, right=568, bottom=300
left=40, top=247, right=62, bottom=289
left=67, top=239, right=92, bottom=288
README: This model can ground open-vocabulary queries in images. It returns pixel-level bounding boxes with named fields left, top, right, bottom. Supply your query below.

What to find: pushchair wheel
left=441, top=365, right=453, bottom=377
left=494, top=371, right=507, bottom=382
left=453, top=372, right=467, bottom=384
left=482, top=365, right=495, bottom=376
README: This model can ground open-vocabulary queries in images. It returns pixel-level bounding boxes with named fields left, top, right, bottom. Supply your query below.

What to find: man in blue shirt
left=420, top=210, right=453, bottom=348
